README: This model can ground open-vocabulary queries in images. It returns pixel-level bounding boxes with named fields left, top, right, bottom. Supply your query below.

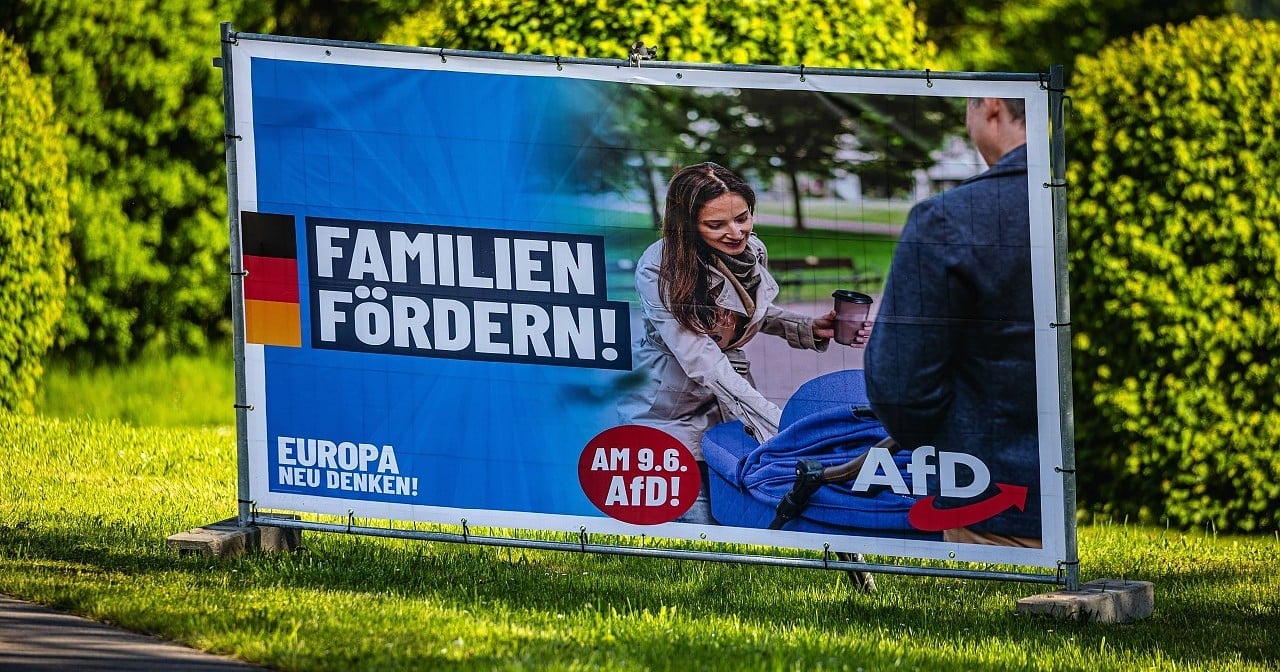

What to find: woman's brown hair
left=657, top=162, right=756, bottom=334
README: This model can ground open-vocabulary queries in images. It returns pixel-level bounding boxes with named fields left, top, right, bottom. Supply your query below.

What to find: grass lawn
left=3, top=353, right=1278, bottom=670
left=36, top=345, right=237, bottom=428
left=756, top=197, right=911, bottom=226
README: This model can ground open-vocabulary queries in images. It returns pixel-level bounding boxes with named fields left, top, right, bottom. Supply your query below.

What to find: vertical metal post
left=1048, top=64, right=1080, bottom=591
left=218, top=22, right=253, bottom=527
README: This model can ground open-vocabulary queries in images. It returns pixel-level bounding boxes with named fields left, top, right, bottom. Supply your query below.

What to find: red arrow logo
left=908, top=483, right=1029, bottom=532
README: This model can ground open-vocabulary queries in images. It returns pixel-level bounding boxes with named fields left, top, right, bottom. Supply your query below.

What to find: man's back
left=865, top=143, right=1040, bottom=540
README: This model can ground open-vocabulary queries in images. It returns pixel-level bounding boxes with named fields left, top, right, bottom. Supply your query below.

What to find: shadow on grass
left=2, top=520, right=1276, bottom=671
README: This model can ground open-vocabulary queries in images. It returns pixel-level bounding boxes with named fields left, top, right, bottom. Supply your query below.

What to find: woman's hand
left=815, top=309, right=875, bottom=347
left=813, top=309, right=836, bottom=340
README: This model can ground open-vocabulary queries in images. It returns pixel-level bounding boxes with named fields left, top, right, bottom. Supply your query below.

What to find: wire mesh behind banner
left=218, top=23, right=1079, bottom=589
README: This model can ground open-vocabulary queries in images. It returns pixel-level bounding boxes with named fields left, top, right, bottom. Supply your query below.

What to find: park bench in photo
left=768, top=256, right=882, bottom=295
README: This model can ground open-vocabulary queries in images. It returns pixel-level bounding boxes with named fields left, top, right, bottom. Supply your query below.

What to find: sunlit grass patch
left=3, top=410, right=1279, bottom=670
left=37, top=345, right=236, bottom=428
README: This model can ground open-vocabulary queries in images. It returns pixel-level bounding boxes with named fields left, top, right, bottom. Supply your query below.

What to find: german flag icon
left=240, top=211, right=301, bottom=347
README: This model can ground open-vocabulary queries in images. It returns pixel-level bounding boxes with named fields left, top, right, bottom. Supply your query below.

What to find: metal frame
left=218, top=23, right=253, bottom=529
left=251, top=512, right=1063, bottom=585
left=216, top=23, right=1079, bottom=589
left=222, top=28, right=1045, bottom=83
left=1048, top=65, right=1080, bottom=591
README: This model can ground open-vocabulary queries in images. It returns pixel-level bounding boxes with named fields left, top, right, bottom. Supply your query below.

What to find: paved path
left=744, top=298, right=881, bottom=405
left=0, top=595, right=268, bottom=671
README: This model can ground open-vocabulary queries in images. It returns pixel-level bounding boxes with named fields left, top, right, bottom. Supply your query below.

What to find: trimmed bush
left=385, top=0, right=934, bottom=69
left=3, top=0, right=230, bottom=362
left=0, top=36, right=71, bottom=412
left=1068, top=16, right=1280, bottom=532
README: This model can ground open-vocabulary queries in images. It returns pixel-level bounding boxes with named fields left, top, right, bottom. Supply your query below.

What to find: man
left=865, top=97, right=1041, bottom=547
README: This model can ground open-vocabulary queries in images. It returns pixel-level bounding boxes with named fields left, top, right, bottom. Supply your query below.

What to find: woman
left=618, top=162, right=836, bottom=524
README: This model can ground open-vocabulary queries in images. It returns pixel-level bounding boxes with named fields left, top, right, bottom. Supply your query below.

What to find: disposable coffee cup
left=832, top=289, right=873, bottom=346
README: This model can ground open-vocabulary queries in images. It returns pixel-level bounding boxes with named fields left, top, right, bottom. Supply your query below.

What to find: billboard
left=228, top=37, right=1068, bottom=568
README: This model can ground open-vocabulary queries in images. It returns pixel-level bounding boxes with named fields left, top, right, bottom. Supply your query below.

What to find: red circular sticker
left=578, top=425, right=700, bottom=525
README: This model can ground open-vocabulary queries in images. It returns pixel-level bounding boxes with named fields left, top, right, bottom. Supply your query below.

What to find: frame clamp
left=629, top=41, right=657, bottom=67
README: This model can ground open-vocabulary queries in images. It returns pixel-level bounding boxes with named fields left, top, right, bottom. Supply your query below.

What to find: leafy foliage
left=916, top=0, right=1231, bottom=75
left=385, top=0, right=935, bottom=68
left=1068, top=16, right=1280, bottom=532
left=234, top=0, right=431, bottom=42
left=386, top=0, right=941, bottom=230
left=1233, top=0, right=1280, bottom=18
left=678, top=91, right=959, bottom=220
left=3, top=0, right=230, bottom=362
left=0, top=36, right=70, bottom=412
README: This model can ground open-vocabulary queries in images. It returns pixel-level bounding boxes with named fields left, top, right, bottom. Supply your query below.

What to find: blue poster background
left=251, top=58, right=631, bottom=515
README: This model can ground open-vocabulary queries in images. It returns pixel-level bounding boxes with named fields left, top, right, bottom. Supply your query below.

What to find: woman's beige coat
left=617, top=235, right=828, bottom=459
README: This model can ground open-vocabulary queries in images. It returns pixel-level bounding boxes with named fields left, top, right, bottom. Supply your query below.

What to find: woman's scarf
left=711, top=248, right=762, bottom=315
left=709, top=249, right=762, bottom=344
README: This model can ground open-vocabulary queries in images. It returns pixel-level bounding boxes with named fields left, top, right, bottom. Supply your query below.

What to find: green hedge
left=3, top=0, right=230, bottom=363
left=385, top=0, right=934, bottom=68
left=0, top=36, right=71, bottom=412
left=1068, top=16, right=1280, bottom=532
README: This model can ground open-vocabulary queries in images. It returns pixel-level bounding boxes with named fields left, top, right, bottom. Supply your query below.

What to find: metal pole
left=260, top=517, right=1063, bottom=586
left=218, top=22, right=253, bottom=528
left=227, top=30, right=1043, bottom=83
left=1048, top=64, right=1080, bottom=591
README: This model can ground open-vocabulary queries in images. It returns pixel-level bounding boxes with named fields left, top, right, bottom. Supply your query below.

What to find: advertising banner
left=229, top=37, right=1067, bottom=567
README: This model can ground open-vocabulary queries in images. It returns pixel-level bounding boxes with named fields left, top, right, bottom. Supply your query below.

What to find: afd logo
left=851, top=445, right=1029, bottom=531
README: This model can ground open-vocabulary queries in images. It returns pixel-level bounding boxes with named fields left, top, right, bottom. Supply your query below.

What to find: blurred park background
left=3, top=0, right=1279, bottom=536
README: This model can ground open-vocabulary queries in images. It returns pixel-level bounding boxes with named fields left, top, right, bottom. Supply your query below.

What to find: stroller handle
left=767, top=436, right=901, bottom=531
left=820, top=436, right=899, bottom=483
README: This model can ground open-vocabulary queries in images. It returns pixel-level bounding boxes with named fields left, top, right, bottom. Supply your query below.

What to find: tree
left=677, top=90, right=959, bottom=229
left=386, top=0, right=942, bottom=229
left=1233, top=0, right=1280, bottom=18
left=1068, top=16, right=1280, bottom=532
left=386, top=0, right=934, bottom=68
left=915, top=0, right=1231, bottom=75
left=546, top=82, right=690, bottom=229
left=3, top=0, right=231, bottom=362
left=0, top=35, right=71, bottom=411
left=234, top=0, right=430, bottom=42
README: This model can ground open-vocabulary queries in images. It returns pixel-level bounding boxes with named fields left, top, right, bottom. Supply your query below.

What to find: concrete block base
left=1016, top=579, right=1154, bottom=623
left=166, top=515, right=302, bottom=558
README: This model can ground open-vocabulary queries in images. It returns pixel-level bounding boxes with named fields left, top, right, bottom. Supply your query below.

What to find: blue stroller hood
left=703, top=370, right=939, bottom=539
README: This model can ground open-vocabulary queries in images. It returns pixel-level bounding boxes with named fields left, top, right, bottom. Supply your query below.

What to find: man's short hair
left=1003, top=98, right=1025, bottom=122
left=968, top=97, right=1026, bottom=123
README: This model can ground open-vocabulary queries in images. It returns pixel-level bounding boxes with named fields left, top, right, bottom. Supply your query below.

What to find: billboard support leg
left=1047, top=64, right=1081, bottom=593
left=166, top=515, right=302, bottom=558
left=217, top=21, right=253, bottom=529
left=1016, top=579, right=1154, bottom=623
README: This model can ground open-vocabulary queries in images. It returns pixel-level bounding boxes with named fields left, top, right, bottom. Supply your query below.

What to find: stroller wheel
left=836, top=552, right=877, bottom=593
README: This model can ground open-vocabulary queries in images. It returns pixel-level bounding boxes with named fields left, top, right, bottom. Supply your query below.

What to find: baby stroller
left=701, top=369, right=943, bottom=589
